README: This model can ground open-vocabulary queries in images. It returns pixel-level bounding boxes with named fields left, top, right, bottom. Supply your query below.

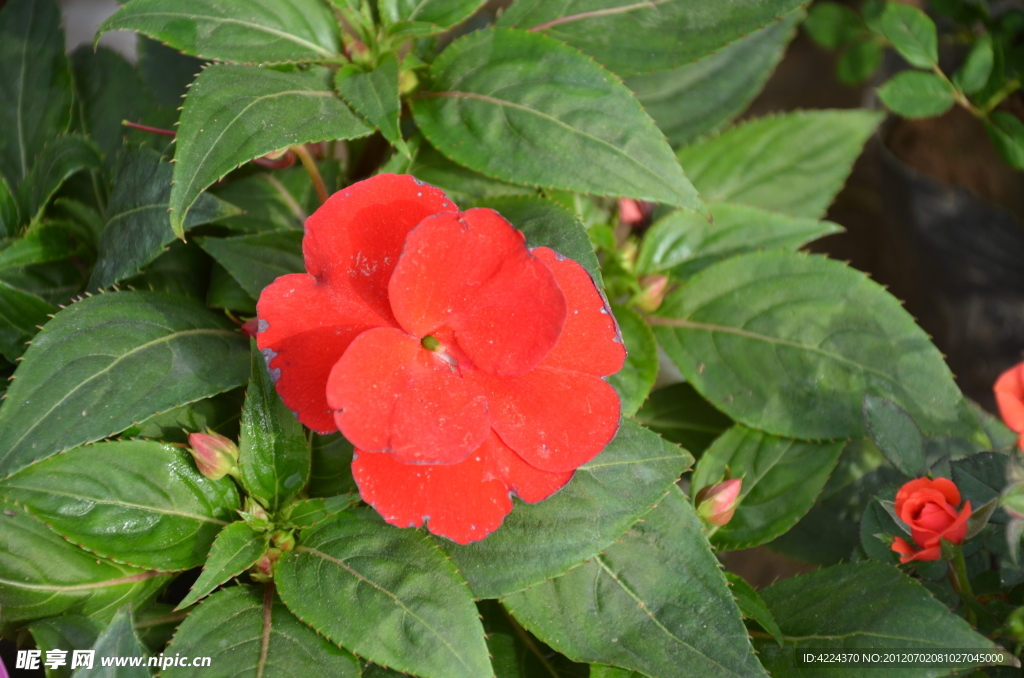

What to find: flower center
left=421, top=335, right=441, bottom=351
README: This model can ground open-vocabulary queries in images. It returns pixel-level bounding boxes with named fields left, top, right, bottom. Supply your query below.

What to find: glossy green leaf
left=164, top=586, right=361, bottom=678
left=16, top=135, right=101, bottom=226
left=954, top=35, right=994, bottom=95
left=442, top=419, right=692, bottom=598
left=879, top=1, right=938, bottom=69
left=284, top=495, right=358, bottom=529
left=197, top=231, right=303, bottom=299
left=608, top=304, right=656, bottom=417
left=404, top=137, right=532, bottom=204
left=0, top=498, right=169, bottom=623
left=239, top=340, right=309, bottom=512
left=1, top=440, right=240, bottom=571
left=0, top=0, right=72, bottom=185
left=877, top=71, right=955, bottom=119
left=0, top=280, right=54, bottom=361
left=71, top=47, right=151, bottom=163
left=99, top=0, right=341, bottom=64
left=724, top=572, right=783, bottom=646
left=755, top=562, right=1000, bottom=676
left=29, top=616, right=104, bottom=678
left=635, top=383, right=732, bottom=455
left=654, top=251, right=980, bottom=441
left=379, top=0, right=485, bottom=31
left=862, top=394, right=926, bottom=477
left=308, top=433, right=357, bottom=497
left=985, top=111, right=1024, bottom=170
left=804, top=2, right=863, bottom=49
left=504, top=488, right=765, bottom=678
left=336, top=54, right=408, bottom=155
left=412, top=29, right=705, bottom=213
left=76, top=608, right=150, bottom=678
left=626, top=11, right=800, bottom=147
left=170, top=65, right=371, bottom=236
left=177, top=521, right=268, bottom=610
left=0, top=291, right=250, bottom=478
left=496, top=0, right=804, bottom=76
left=676, top=110, right=882, bottom=219
left=837, top=36, right=885, bottom=85
left=276, top=510, right=492, bottom=678
left=636, top=201, right=843, bottom=279
left=89, top=147, right=240, bottom=291
left=692, top=426, right=845, bottom=550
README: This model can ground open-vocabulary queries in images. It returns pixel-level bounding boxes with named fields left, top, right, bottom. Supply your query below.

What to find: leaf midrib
left=2, top=483, right=227, bottom=525
left=0, top=569, right=162, bottom=592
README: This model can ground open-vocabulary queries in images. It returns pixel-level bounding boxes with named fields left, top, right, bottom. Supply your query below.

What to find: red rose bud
left=890, top=477, right=972, bottom=563
left=696, top=478, right=742, bottom=527
left=637, top=275, right=669, bottom=313
left=187, top=431, right=239, bottom=481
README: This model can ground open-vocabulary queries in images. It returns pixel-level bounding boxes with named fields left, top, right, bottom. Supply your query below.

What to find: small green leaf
left=677, top=110, right=882, bottom=219
left=860, top=494, right=904, bottom=563
left=877, top=70, right=955, bottom=119
left=0, top=498, right=169, bottom=623
left=276, top=510, right=492, bottom=678
left=284, top=495, right=358, bottom=529
left=29, top=615, right=104, bottom=678
left=724, top=572, right=784, bottom=646
left=0, top=291, right=250, bottom=478
left=504, top=487, right=766, bottom=678
left=411, top=28, right=706, bottom=213
left=985, top=111, right=1024, bottom=170
left=1, top=440, right=240, bottom=571
left=0, top=0, right=72, bottom=186
left=170, top=64, right=371, bottom=237
left=837, top=36, right=885, bottom=85
left=76, top=608, right=150, bottom=678
left=608, top=304, right=657, bottom=417
left=862, top=394, right=926, bottom=477
left=16, top=135, right=101, bottom=227
left=692, top=426, right=844, bottom=550
left=0, top=280, right=54, bottom=361
left=164, top=586, right=360, bottom=678
left=336, top=54, right=408, bottom=156
left=239, top=340, right=309, bottom=512
left=177, top=522, right=268, bottom=610
left=635, top=383, right=732, bottom=455
left=804, top=2, right=863, bottom=49
left=197, top=231, right=304, bottom=299
left=99, top=0, right=341, bottom=64
left=441, top=419, right=692, bottom=598
left=379, top=0, right=485, bottom=32
left=880, top=1, right=939, bottom=68
left=954, top=34, right=994, bottom=95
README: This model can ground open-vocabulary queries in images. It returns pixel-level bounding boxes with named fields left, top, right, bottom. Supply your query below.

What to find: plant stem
left=291, top=144, right=328, bottom=205
left=951, top=546, right=978, bottom=626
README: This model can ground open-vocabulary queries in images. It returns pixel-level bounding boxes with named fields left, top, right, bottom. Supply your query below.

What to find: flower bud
left=187, top=431, right=239, bottom=481
left=619, top=198, right=645, bottom=227
left=637, top=275, right=669, bottom=313
left=270, top=529, right=296, bottom=552
left=695, top=478, right=742, bottom=527
left=251, top=548, right=282, bottom=583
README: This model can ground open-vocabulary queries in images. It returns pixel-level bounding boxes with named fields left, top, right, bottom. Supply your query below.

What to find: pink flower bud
left=637, top=275, right=669, bottom=313
left=619, top=198, right=645, bottom=226
left=187, top=431, right=239, bottom=481
left=695, top=478, right=742, bottom=527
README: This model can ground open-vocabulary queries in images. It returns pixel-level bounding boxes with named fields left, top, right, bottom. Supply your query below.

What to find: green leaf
left=336, top=54, right=408, bottom=155
left=837, top=36, right=885, bottom=85
left=403, top=137, right=533, bottom=204
left=636, top=201, right=843, bottom=279
left=77, top=608, right=150, bottom=678
left=804, top=2, right=863, bottom=49
left=985, top=111, right=1024, bottom=170
left=121, top=387, right=245, bottom=443
left=123, top=240, right=211, bottom=299
left=210, top=173, right=305, bottom=234
left=724, top=572, right=784, bottom=646
left=0, top=291, right=250, bottom=478
left=862, top=394, right=926, bottom=477
left=207, top=262, right=257, bottom=314
left=441, top=419, right=692, bottom=598
left=755, top=562, right=1000, bottom=675
left=70, top=47, right=151, bottom=164
left=0, top=280, right=54, bottom=361
left=29, top=615, right=104, bottom=678
left=608, top=304, right=656, bottom=417
left=411, top=28, right=705, bottom=213
left=479, top=599, right=590, bottom=678
left=590, top=666, right=643, bottom=678
left=880, top=1, right=938, bottom=69
left=239, top=340, right=309, bottom=512
left=89, top=147, right=240, bottom=291
left=0, top=176, right=19, bottom=238
left=276, top=510, right=492, bottom=678
left=0, top=498, right=169, bottom=623
left=677, top=110, right=882, bottom=219
left=379, top=0, right=485, bottom=31
left=0, top=222, right=88, bottom=270
left=954, top=35, right=994, bottom=95
left=951, top=452, right=1008, bottom=521
left=626, top=12, right=800, bottom=147
left=692, top=425, right=845, bottom=550
left=877, top=71, right=955, bottom=119
left=164, top=586, right=361, bottom=678
left=16, top=135, right=101, bottom=226
left=0, top=0, right=72, bottom=185
left=860, top=494, right=904, bottom=563
left=654, top=251, right=979, bottom=441
left=635, top=383, right=732, bottom=455
left=137, top=37, right=203, bottom=109
left=197, top=231, right=303, bottom=299
left=170, top=65, right=372, bottom=236
left=99, top=0, right=341, bottom=64
left=1, top=440, right=240, bottom=571
left=177, top=521, right=268, bottom=610
left=284, top=495, right=358, bottom=529
left=308, top=433, right=357, bottom=497
left=496, top=0, right=805, bottom=76
left=504, top=487, right=766, bottom=678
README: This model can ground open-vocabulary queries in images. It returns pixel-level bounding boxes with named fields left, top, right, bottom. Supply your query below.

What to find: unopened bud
left=619, top=198, right=645, bottom=227
left=187, top=431, right=239, bottom=481
left=695, top=478, right=743, bottom=527
left=637, top=275, right=669, bottom=313
left=270, top=529, right=296, bottom=552
left=251, top=548, right=282, bottom=583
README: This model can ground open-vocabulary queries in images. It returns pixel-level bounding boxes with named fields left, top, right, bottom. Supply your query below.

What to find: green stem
left=291, top=144, right=328, bottom=205
left=951, top=546, right=978, bottom=626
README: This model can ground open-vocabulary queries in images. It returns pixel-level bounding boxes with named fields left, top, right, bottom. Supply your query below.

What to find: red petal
left=469, top=366, right=621, bottom=473
left=326, top=327, right=489, bottom=464
left=533, top=247, right=625, bottom=376
left=256, top=273, right=394, bottom=432
left=995, top=362, right=1024, bottom=432
left=388, top=208, right=566, bottom=375
left=485, top=434, right=574, bottom=503
left=303, top=174, right=457, bottom=318
left=352, top=439, right=513, bottom=544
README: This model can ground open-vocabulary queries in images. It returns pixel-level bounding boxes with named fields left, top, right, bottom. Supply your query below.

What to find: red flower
left=256, top=174, right=625, bottom=543
left=890, top=477, right=972, bottom=563
left=995, top=361, right=1024, bottom=451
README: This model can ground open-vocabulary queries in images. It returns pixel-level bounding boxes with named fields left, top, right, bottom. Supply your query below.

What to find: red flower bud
left=637, top=275, right=669, bottom=313
left=619, top=198, right=645, bottom=226
left=695, top=478, right=742, bottom=527
left=890, top=477, right=972, bottom=563
left=186, top=431, right=239, bottom=481
left=995, top=362, right=1024, bottom=450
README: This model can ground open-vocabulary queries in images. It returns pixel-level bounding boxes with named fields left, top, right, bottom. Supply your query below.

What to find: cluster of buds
left=695, top=478, right=742, bottom=528
left=186, top=431, right=240, bottom=481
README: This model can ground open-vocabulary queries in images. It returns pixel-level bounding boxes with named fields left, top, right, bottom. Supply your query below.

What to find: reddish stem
left=122, top=120, right=176, bottom=137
